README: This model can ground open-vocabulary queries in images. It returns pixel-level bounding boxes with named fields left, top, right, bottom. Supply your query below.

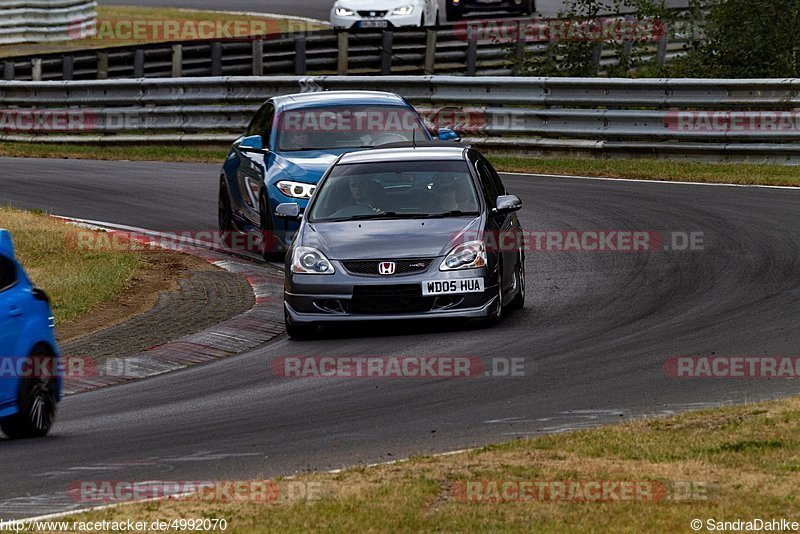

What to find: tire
left=285, top=308, right=317, bottom=340
left=508, top=250, right=525, bottom=310
left=259, top=196, right=283, bottom=262
left=0, top=351, right=58, bottom=439
left=218, top=182, right=234, bottom=232
left=445, top=2, right=463, bottom=21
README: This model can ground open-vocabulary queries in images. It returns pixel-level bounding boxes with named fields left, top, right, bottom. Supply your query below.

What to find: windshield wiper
left=322, top=212, right=433, bottom=222
left=421, top=211, right=481, bottom=219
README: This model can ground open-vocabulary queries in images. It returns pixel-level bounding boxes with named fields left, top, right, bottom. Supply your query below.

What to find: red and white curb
left=54, top=217, right=285, bottom=395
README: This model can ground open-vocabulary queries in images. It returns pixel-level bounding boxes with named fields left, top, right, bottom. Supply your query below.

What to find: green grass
left=0, top=207, right=141, bottom=323
left=2, top=142, right=798, bottom=187
left=62, top=396, right=800, bottom=532
left=489, top=154, right=800, bottom=187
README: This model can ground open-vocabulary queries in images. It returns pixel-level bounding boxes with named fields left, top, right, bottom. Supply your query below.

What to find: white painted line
left=501, top=171, right=800, bottom=190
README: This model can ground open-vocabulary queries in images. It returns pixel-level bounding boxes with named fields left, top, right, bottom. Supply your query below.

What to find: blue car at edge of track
left=0, top=229, right=61, bottom=439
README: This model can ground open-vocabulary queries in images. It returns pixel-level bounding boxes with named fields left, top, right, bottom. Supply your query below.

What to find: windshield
left=308, top=160, right=481, bottom=223
left=276, top=105, right=427, bottom=152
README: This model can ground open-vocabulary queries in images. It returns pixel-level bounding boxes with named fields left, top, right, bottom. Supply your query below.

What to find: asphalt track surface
left=1, top=157, right=799, bottom=519
left=96, top=0, right=689, bottom=23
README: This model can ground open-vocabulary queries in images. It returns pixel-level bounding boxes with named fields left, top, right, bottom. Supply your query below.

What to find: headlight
left=335, top=7, right=355, bottom=16
left=440, top=241, right=487, bottom=271
left=291, top=246, right=335, bottom=275
left=391, top=5, right=414, bottom=15
left=276, top=180, right=316, bottom=199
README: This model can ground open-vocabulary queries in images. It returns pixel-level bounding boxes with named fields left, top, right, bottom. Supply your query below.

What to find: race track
left=0, top=157, right=798, bottom=519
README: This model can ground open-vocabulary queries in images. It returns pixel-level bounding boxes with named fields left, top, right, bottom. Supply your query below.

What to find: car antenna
left=412, top=128, right=417, bottom=149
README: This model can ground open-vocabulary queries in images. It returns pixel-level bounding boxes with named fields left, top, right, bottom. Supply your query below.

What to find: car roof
left=274, top=91, right=409, bottom=111
left=337, top=146, right=468, bottom=165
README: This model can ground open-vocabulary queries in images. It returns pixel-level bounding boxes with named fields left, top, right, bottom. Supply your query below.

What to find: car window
left=276, top=105, right=427, bottom=152
left=475, top=159, right=502, bottom=208
left=308, top=160, right=480, bottom=222
left=0, top=256, right=17, bottom=292
left=246, top=103, right=274, bottom=138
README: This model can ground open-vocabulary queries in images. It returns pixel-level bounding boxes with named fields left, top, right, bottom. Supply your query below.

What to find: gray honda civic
left=276, top=144, right=525, bottom=339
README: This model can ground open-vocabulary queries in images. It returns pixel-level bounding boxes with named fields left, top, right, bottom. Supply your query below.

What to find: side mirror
left=0, top=229, right=15, bottom=259
left=275, top=202, right=302, bottom=219
left=240, top=135, right=265, bottom=152
left=493, top=195, right=523, bottom=215
left=437, top=128, right=461, bottom=142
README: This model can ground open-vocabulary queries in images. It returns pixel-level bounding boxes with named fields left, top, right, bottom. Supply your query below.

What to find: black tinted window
left=0, top=256, right=17, bottom=292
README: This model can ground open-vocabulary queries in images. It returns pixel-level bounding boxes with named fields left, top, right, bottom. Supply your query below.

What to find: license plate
left=422, top=278, right=484, bottom=296
left=358, top=20, right=388, bottom=28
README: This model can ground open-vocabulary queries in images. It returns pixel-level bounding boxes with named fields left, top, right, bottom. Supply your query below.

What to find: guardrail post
left=656, top=34, right=668, bottom=65
left=466, top=36, right=478, bottom=76
left=380, top=31, right=393, bottom=75
left=295, top=36, right=307, bottom=75
left=252, top=39, right=264, bottom=76
left=172, top=44, right=183, bottom=78
left=424, top=29, right=437, bottom=74
left=62, top=56, right=74, bottom=80
left=514, top=20, right=526, bottom=73
left=31, top=58, right=42, bottom=81
left=337, top=32, right=348, bottom=75
left=211, top=42, right=223, bottom=76
left=134, top=49, right=145, bottom=78
left=3, top=61, right=13, bottom=81
left=590, top=43, right=602, bottom=75
left=97, top=52, right=108, bottom=80
left=620, top=16, right=633, bottom=69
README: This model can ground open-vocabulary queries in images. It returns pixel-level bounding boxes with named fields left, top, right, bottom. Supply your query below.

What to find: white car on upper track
left=331, top=0, right=439, bottom=29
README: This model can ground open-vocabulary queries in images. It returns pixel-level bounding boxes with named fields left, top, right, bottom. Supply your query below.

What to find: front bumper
left=285, top=263, right=498, bottom=324
left=331, top=11, right=421, bottom=29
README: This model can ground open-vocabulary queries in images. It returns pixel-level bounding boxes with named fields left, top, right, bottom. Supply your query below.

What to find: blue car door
left=0, top=254, right=22, bottom=406
left=234, top=103, right=275, bottom=229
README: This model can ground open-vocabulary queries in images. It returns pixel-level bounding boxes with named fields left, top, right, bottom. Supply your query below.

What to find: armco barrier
left=0, top=19, right=689, bottom=80
left=2, top=76, right=800, bottom=162
left=0, top=0, right=96, bottom=45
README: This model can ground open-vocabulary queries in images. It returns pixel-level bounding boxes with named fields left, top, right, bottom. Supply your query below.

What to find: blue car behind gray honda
left=278, top=144, right=525, bottom=339
left=218, top=90, right=458, bottom=258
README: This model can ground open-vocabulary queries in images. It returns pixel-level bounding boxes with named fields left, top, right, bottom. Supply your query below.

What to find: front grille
left=343, top=258, right=434, bottom=276
left=348, top=284, right=432, bottom=314
left=357, top=10, right=388, bottom=17
left=352, top=284, right=421, bottom=298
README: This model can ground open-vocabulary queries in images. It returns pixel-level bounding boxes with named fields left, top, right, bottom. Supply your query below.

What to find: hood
left=275, top=148, right=369, bottom=184
left=335, top=0, right=414, bottom=7
left=301, top=216, right=483, bottom=260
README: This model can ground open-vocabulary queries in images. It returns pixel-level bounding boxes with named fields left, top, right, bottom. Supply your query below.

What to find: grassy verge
left=0, top=207, right=140, bottom=323
left=0, top=6, right=326, bottom=59
left=1, top=142, right=798, bottom=186
left=0, top=143, right=227, bottom=164
left=489, top=154, right=800, bottom=187
left=62, top=396, right=800, bottom=532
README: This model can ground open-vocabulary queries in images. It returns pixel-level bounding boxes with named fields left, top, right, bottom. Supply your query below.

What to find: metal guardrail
left=0, top=0, right=96, bottom=45
left=2, top=76, right=800, bottom=162
left=0, top=23, right=689, bottom=81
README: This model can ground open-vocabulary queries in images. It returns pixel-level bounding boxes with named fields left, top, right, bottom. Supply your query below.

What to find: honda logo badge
left=378, top=262, right=396, bottom=275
